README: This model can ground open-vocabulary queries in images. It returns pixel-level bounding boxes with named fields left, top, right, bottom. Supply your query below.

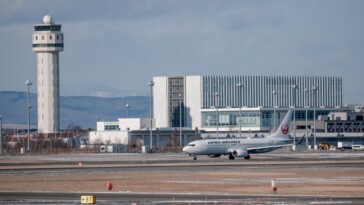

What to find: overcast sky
left=0, top=0, right=363, bottom=103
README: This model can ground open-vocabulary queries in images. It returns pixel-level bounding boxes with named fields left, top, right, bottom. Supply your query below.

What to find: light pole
left=148, top=81, right=155, bottom=151
left=312, top=86, right=318, bottom=150
left=214, top=92, right=219, bottom=139
left=0, top=115, right=2, bottom=155
left=125, top=104, right=130, bottom=118
left=178, top=93, right=183, bottom=147
left=272, top=90, right=277, bottom=131
left=25, top=80, right=32, bottom=154
left=236, top=82, right=244, bottom=138
left=292, top=84, right=297, bottom=149
left=304, top=88, right=309, bottom=147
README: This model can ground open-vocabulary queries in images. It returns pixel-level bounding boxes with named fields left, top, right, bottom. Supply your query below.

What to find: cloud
left=0, top=0, right=364, bottom=103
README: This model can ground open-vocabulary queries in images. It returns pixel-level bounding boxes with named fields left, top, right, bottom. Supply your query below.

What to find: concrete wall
left=185, top=75, right=202, bottom=129
left=118, top=118, right=151, bottom=130
left=153, top=76, right=168, bottom=128
left=89, top=130, right=129, bottom=145
left=328, top=112, right=348, bottom=121
left=96, top=121, right=119, bottom=131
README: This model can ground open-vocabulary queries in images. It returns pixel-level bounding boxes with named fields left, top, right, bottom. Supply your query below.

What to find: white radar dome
left=43, top=15, right=53, bottom=24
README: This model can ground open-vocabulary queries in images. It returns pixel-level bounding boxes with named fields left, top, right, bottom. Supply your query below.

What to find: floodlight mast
left=148, top=81, right=155, bottom=151
left=214, top=92, right=219, bottom=139
left=25, top=80, right=32, bottom=153
left=236, top=83, right=244, bottom=138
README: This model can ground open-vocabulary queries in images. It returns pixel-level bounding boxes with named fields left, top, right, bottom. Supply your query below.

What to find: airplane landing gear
left=244, top=155, right=251, bottom=160
left=229, top=155, right=235, bottom=160
left=193, top=156, right=197, bottom=160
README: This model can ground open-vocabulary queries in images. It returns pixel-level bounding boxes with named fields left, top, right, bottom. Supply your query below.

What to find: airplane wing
left=246, top=143, right=293, bottom=154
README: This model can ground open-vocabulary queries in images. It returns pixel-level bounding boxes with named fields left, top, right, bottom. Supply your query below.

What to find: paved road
left=1, top=160, right=364, bottom=176
left=1, top=191, right=364, bottom=205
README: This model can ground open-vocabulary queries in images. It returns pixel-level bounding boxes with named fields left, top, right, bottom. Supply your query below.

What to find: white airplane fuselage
left=183, top=137, right=290, bottom=156
left=183, top=110, right=293, bottom=160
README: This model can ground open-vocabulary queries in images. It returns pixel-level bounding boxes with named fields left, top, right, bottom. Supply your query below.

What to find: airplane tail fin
left=268, top=110, right=293, bottom=139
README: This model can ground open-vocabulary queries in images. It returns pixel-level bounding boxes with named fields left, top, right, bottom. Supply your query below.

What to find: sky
left=0, top=0, right=364, bottom=103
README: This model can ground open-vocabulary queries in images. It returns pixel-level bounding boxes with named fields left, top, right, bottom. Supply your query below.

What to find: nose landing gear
left=189, top=154, right=197, bottom=160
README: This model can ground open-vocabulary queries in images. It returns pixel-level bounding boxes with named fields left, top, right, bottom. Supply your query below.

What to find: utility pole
left=312, top=86, right=318, bottom=150
left=304, top=88, right=309, bottom=147
left=125, top=104, right=130, bottom=118
left=0, top=115, right=3, bottom=155
left=179, top=93, right=183, bottom=147
left=148, top=81, right=155, bottom=151
left=272, top=90, right=277, bottom=131
left=25, top=80, right=32, bottom=154
left=236, top=83, right=244, bottom=138
left=292, top=84, right=297, bottom=150
left=214, top=92, right=219, bottom=139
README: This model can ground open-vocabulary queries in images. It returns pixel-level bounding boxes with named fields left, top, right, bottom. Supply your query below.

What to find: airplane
left=183, top=110, right=293, bottom=160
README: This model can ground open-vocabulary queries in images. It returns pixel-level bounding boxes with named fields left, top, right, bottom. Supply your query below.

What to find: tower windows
left=49, top=35, right=52, bottom=40
left=32, top=43, right=64, bottom=48
left=42, top=36, right=44, bottom=40
left=57, top=35, right=59, bottom=40
left=35, top=36, right=38, bottom=40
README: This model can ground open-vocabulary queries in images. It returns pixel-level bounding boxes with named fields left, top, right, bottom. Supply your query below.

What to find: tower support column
left=32, top=15, right=64, bottom=134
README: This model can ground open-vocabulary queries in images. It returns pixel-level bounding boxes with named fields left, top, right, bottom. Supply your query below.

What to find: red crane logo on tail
left=281, top=124, right=289, bottom=134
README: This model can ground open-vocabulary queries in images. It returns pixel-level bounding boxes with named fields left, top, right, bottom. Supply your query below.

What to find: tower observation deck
left=32, top=15, right=64, bottom=134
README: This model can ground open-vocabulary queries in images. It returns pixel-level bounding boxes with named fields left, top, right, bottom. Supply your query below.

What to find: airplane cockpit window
left=188, top=144, right=195, bottom=147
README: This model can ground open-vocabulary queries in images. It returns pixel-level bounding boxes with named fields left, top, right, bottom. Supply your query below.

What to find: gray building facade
left=153, top=75, right=343, bottom=133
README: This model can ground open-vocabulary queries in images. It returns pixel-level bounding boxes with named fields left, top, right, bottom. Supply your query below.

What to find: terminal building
left=90, top=75, right=364, bottom=149
left=153, top=75, right=344, bottom=134
left=89, top=118, right=200, bottom=148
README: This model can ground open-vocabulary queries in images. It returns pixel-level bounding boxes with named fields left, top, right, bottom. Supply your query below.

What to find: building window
left=57, top=35, right=59, bottom=40
left=50, top=35, right=52, bottom=40
left=104, top=125, right=119, bottom=130
left=32, top=43, right=64, bottom=48
left=42, top=36, right=44, bottom=40
left=35, top=36, right=38, bottom=40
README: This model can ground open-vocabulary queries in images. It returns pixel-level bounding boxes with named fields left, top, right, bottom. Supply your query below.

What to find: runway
left=0, top=160, right=364, bottom=176
left=1, top=152, right=364, bottom=204
left=1, top=191, right=364, bottom=204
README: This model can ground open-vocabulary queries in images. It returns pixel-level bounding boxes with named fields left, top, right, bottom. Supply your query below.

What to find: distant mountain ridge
left=60, top=83, right=148, bottom=97
left=0, top=91, right=149, bottom=129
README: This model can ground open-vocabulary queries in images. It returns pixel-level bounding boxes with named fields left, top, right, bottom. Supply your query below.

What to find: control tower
left=32, top=15, right=64, bottom=134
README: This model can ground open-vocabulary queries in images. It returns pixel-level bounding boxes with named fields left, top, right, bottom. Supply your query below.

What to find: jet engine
left=232, top=149, right=249, bottom=157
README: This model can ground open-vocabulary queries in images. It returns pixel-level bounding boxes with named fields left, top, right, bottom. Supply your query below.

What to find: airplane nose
left=182, top=146, right=188, bottom=153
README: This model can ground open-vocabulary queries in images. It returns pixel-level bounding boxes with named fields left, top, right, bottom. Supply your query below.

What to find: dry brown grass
left=1, top=160, right=363, bottom=196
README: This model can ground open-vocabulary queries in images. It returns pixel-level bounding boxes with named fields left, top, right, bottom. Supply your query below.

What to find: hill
left=0, top=91, right=149, bottom=129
